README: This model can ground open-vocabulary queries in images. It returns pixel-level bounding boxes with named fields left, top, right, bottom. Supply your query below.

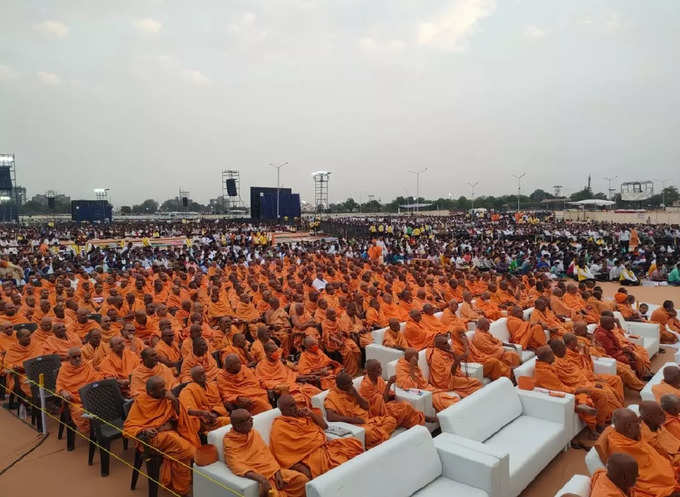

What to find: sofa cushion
left=207, top=408, right=281, bottom=462
left=438, top=377, right=522, bottom=442
left=484, top=415, right=564, bottom=497
left=412, top=476, right=489, bottom=497
left=192, top=461, right=259, bottom=497
left=305, top=426, right=441, bottom=497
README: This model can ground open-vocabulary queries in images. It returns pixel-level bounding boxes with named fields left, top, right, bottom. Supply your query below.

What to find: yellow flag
left=185, top=238, right=192, bottom=247
left=142, top=237, right=151, bottom=247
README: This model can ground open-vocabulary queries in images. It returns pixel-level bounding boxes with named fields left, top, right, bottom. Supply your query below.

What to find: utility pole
left=408, top=168, right=428, bottom=213
left=512, top=173, right=526, bottom=212
left=467, top=181, right=479, bottom=210
left=270, top=162, right=288, bottom=218
left=656, top=178, right=670, bottom=208
left=603, top=176, right=617, bottom=200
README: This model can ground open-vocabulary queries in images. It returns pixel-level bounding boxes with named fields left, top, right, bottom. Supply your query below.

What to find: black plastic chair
left=23, top=354, right=62, bottom=433
left=131, top=446, right=162, bottom=497
left=13, top=322, right=38, bottom=333
left=79, top=379, right=128, bottom=476
left=88, top=313, right=102, bottom=324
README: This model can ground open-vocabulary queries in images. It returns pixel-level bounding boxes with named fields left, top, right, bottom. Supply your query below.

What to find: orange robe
left=365, top=307, right=388, bottom=329
left=564, top=348, right=624, bottom=404
left=382, top=328, right=408, bottom=350
left=595, top=425, right=679, bottom=497
left=640, top=422, right=680, bottom=467
left=324, top=386, right=397, bottom=448
left=665, top=415, right=680, bottom=442
left=81, top=342, right=108, bottom=370
left=530, top=308, right=570, bottom=336
left=358, top=375, right=425, bottom=428
left=469, top=331, right=520, bottom=380
left=589, top=469, right=630, bottom=497
left=99, top=349, right=140, bottom=381
left=269, top=415, right=363, bottom=478
left=475, top=299, right=502, bottom=321
left=652, top=381, right=680, bottom=403
left=297, top=349, right=342, bottom=390
left=179, top=351, right=220, bottom=383
left=154, top=339, right=181, bottom=365
left=55, top=361, right=101, bottom=433
left=123, top=393, right=197, bottom=495
left=216, top=368, right=271, bottom=414
left=255, top=357, right=321, bottom=409
left=178, top=381, right=230, bottom=434
left=129, top=363, right=178, bottom=398
left=459, top=301, right=481, bottom=323
left=439, top=308, right=467, bottom=334
left=43, top=333, right=82, bottom=358
left=579, top=335, right=645, bottom=391
left=223, top=429, right=308, bottom=497
left=403, top=318, right=437, bottom=351
left=426, top=347, right=482, bottom=398
left=650, top=308, right=680, bottom=344
left=322, top=318, right=360, bottom=376
left=507, top=315, right=546, bottom=350
left=70, top=319, right=99, bottom=340
left=394, top=358, right=458, bottom=412
left=3, top=340, right=43, bottom=396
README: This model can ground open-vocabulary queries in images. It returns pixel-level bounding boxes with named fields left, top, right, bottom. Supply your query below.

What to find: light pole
left=467, top=181, right=479, bottom=210
left=655, top=178, right=671, bottom=208
left=512, top=173, right=526, bottom=212
left=408, top=168, right=428, bottom=213
left=270, top=162, right=288, bottom=218
left=603, top=176, right=617, bottom=200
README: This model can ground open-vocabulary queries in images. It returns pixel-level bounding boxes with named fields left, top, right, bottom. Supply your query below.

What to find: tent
left=568, top=199, right=615, bottom=207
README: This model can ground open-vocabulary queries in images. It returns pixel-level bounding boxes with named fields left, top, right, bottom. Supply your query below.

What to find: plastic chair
left=79, top=379, right=128, bottom=476
left=13, top=322, right=38, bottom=333
left=88, top=313, right=102, bottom=324
left=23, top=354, right=62, bottom=433
left=131, top=446, right=163, bottom=497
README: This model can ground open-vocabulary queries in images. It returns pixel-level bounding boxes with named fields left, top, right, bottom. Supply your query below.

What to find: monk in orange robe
left=154, top=327, right=181, bottom=373
left=324, top=372, right=398, bottom=449
left=180, top=338, right=220, bottom=383
left=395, top=350, right=459, bottom=412
left=265, top=298, right=292, bottom=355
left=3, top=328, right=43, bottom=397
left=427, top=335, right=483, bottom=398
left=322, top=309, right=361, bottom=376
left=381, top=294, right=408, bottom=322
left=507, top=306, right=546, bottom=350
left=639, top=401, right=680, bottom=467
left=217, top=354, right=272, bottom=414
left=270, top=393, right=363, bottom=479
left=589, top=453, right=640, bottom=497
left=99, top=336, right=140, bottom=395
left=653, top=366, right=680, bottom=403
left=530, top=298, right=571, bottom=336
left=70, top=308, right=99, bottom=339
left=255, top=342, right=320, bottom=409
left=179, top=365, right=230, bottom=436
left=234, top=294, right=261, bottom=334
left=43, top=322, right=83, bottom=360
left=297, top=337, right=342, bottom=390
left=56, top=347, right=101, bottom=433
left=81, top=329, right=108, bottom=370
left=421, top=304, right=445, bottom=334
left=660, top=395, right=680, bottom=442
left=123, top=376, right=197, bottom=495
left=475, top=293, right=503, bottom=321
left=595, top=408, right=680, bottom=497
left=291, top=303, right=320, bottom=349
left=469, top=318, right=520, bottom=380
left=31, top=317, right=54, bottom=349
left=360, top=359, right=432, bottom=428
left=224, top=409, right=308, bottom=497
left=365, top=298, right=388, bottom=329
left=459, top=292, right=482, bottom=324
left=382, top=318, right=408, bottom=350
left=439, top=301, right=467, bottom=333
left=403, top=310, right=437, bottom=351
left=651, top=301, right=680, bottom=344
left=563, top=284, right=598, bottom=324
left=130, top=348, right=178, bottom=397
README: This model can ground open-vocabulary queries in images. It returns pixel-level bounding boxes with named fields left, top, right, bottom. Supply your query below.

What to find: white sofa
left=488, top=318, right=536, bottom=363
left=437, top=377, right=572, bottom=497
left=612, top=311, right=660, bottom=358
left=310, top=376, right=368, bottom=447
left=640, top=361, right=677, bottom=402
left=553, top=474, right=590, bottom=497
left=306, top=425, right=505, bottom=497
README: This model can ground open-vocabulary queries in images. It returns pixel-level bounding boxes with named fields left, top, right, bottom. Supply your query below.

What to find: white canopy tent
left=568, top=199, right=615, bottom=207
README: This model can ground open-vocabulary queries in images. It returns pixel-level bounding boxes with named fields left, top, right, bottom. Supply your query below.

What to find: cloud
left=37, top=71, right=61, bottom=85
left=227, top=12, right=268, bottom=43
left=33, top=20, right=69, bottom=39
left=133, top=18, right=162, bottom=34
left=358, top=37, right=406, bottom=55
left=182, top=69, right=211, bottom=86
left=524, top=25, right=546, bottom=40
left=0, top=64, right=18, bottom=81
left=417, top=0, right=496, bottom=51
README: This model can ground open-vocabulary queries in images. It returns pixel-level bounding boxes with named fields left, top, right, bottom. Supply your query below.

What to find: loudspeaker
left=226, top=178, right=237, bottom=196
left=182, top=196, right=188, bottom=207
left=0, top=167, right=12, bottom=190
left=48, top=197, right=55, bottom=209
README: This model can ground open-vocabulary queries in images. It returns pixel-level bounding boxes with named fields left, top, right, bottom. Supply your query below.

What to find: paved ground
left=1, top=282, right=679, bottom=497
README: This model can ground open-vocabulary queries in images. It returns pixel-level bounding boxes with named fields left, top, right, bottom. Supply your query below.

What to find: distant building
left=12, top=186, right=26, bottom=205
left=31, top=193, right=71, bottom=206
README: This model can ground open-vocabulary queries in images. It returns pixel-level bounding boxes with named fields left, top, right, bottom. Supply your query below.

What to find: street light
left=408, top=168, right=428, bottom=213
left=512, top=173, right=526, bottom=212
left=654, top=178, right=671, bottom=208
left=603, top=176, right=618, bottom=200
left=270, top=162, right=289, bottom=218
left=467, top=181, right=479, bottom=210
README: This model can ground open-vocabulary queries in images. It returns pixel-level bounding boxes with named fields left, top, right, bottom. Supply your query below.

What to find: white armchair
left=613, top=311, right=660, bottom=358
left=488, top=318, right=536, bottom=363
left=306, top=425, right=506, bottom=497
left=640, top=361, right=676, bottom=401
left=310, top=376, right=367, bottom=447
left=554, top=475, right=590, bottom=497
left=437, top=377, right=572, bottom=497
left=365, top=324, right=406, bottom=379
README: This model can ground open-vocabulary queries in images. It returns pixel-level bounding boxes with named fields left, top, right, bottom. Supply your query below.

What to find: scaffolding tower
left=221, top=169, right=244, bottom=211
left=312, top=171, right=331, bottom=212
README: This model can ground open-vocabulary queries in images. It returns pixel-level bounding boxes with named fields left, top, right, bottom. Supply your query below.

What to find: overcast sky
left=1, top=0, right=679, bottom=206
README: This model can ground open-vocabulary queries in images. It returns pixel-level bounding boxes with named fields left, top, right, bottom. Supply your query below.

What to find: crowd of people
left=1, top=215, right=680, bottom=496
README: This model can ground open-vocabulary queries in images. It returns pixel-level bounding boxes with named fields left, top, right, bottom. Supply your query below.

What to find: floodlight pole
left=408, top=168, right=428, bottom=213
left=467, top=181, right=479, bottom=210
left=270, top=162, right=288, bottom=218
left=512, top=173, right=526, bottom=212
left=604, top=176, right=617, bottom=200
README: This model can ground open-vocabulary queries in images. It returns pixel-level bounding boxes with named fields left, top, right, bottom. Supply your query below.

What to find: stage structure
left=178, top=188, right=190, bottom=211
left=620, top=181, right=654, bottom=202
left=250, top=186, right=300, bottom=220
left=221, top=169, right=244, bottom=211
left=312, top=171, right=331, bottom=212
left=0, top=153, right=19, bottom=222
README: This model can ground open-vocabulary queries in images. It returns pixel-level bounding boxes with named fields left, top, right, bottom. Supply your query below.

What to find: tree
left=120, top=206, right=132, bottom=215
left=361, top=200, right=382, bottom=212
left=569, top=188, right=594, bottom=202
left=131, top=199, right=158, bottom=214
left=529, top=189, right=553, bottom=202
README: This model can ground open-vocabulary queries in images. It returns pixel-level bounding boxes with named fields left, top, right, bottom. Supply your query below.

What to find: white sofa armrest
left=395, top=387, right=436, bottom=418
left=460, top=362, right=484, bottom=381
left=365, top=344, right=404, bottom=379
left=434, top=434, right=509, bottom=497
left=517, top=388, right=574, bottom=426
left=432, top=431, right=509, bottom=460
left=192, top=462, right=259, bottom=497
left=626, top=321, right=659, bottom=340
left=554, top=474, right=591, bottom=497
left=585, top=447, right=605, bottom=475
left=592, top=356, right=616, bottom=375
left=326, top=422, right=365, bottom=448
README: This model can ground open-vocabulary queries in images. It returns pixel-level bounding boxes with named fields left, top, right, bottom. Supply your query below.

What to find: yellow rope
left=5, top=368, right=245, bottom=497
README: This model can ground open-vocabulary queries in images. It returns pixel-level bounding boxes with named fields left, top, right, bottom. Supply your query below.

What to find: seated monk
left=180, top=337, right=220, bottom=383
left=179, top=365, right=230, bottom=436
left=439, top=300, right=468, bottom=335
left=533, top=345, right=601, bottom=437
left=43, top=322, right=82, bottom=360
left=469, top=318, right=520, bottom=381
left=324, top=371, right=398, bottom=449
left=291, top=302, right=320, bottom=350
left=3, top=328, right=42, bottom=398
left=381, top=293, right=408, bottom=322
left=99, top=336, right=140, bottom=396
left=594, top=408, right=680, bottom=497
left=223, top=408, right=308, bottom=497
left=660, top=395, right=680, bottom=441
left=590, top=453, right=639, bottom=497
left=123, top=376, right=197, bottom=496
left=421, top=304, right=446, bottom=334
left=234, top=294, right=262, bottom=336
left=81, top=329, right=108, bottom=370
left=365, top=298, right=388, bottom=329
left=475, top=293, right=503, bottom=321
left=639, top=401, right=680, bottom=466
left=395, top=348, right=459, bottom=412
left=270, top=393, right=363, bottom=479
left=651, top=301, right=680, bottom=344
left=297, top=337, right=342, bottom=390
left=563, top=284, right=598, bottom=324
left=550, top=288, right=578, bottom=321
left=217, top=353, right=272, bottom=414
left=221, top=332, right=255, bottom=367
left=265, top=298, right=292, bottom=356
left=130, top=347, right=178, bottom=398
left=56, top=347, right=101, bottom=434
left=360, top=359, right=435, bottom=428
left=154, top=326, right=181, bottom=374
left=593, top=315, right=652, bottom=381
left=459, top=291, right=482, bottom=324
left=382, top=318, right=408, bottom=350
left=250, top=325, right=274, bottom=366
left=71, top=308, right=99, bottom=339
left=653, top=366, right=680, bottom=403
left=255, top=341, right=321, bottom=409
left=31, top=317, right=54, bottom=349
left=322, top=308, right=361, bottom=376
left=549, top=339, right=622, bottom=429
left=530, top=298, right=570, bottom=337
left=403, top=310, right=437, bottom=351
left=426, top=334, right=483, bottom=399
left=507, top=305, right=546, bottom=351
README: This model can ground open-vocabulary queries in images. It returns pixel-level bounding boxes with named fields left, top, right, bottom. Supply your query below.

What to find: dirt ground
left=1, top=282, right=679, bottom=497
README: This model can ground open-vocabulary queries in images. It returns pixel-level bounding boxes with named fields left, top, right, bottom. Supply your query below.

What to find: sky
left=1, top=0, right=679, bottom=207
